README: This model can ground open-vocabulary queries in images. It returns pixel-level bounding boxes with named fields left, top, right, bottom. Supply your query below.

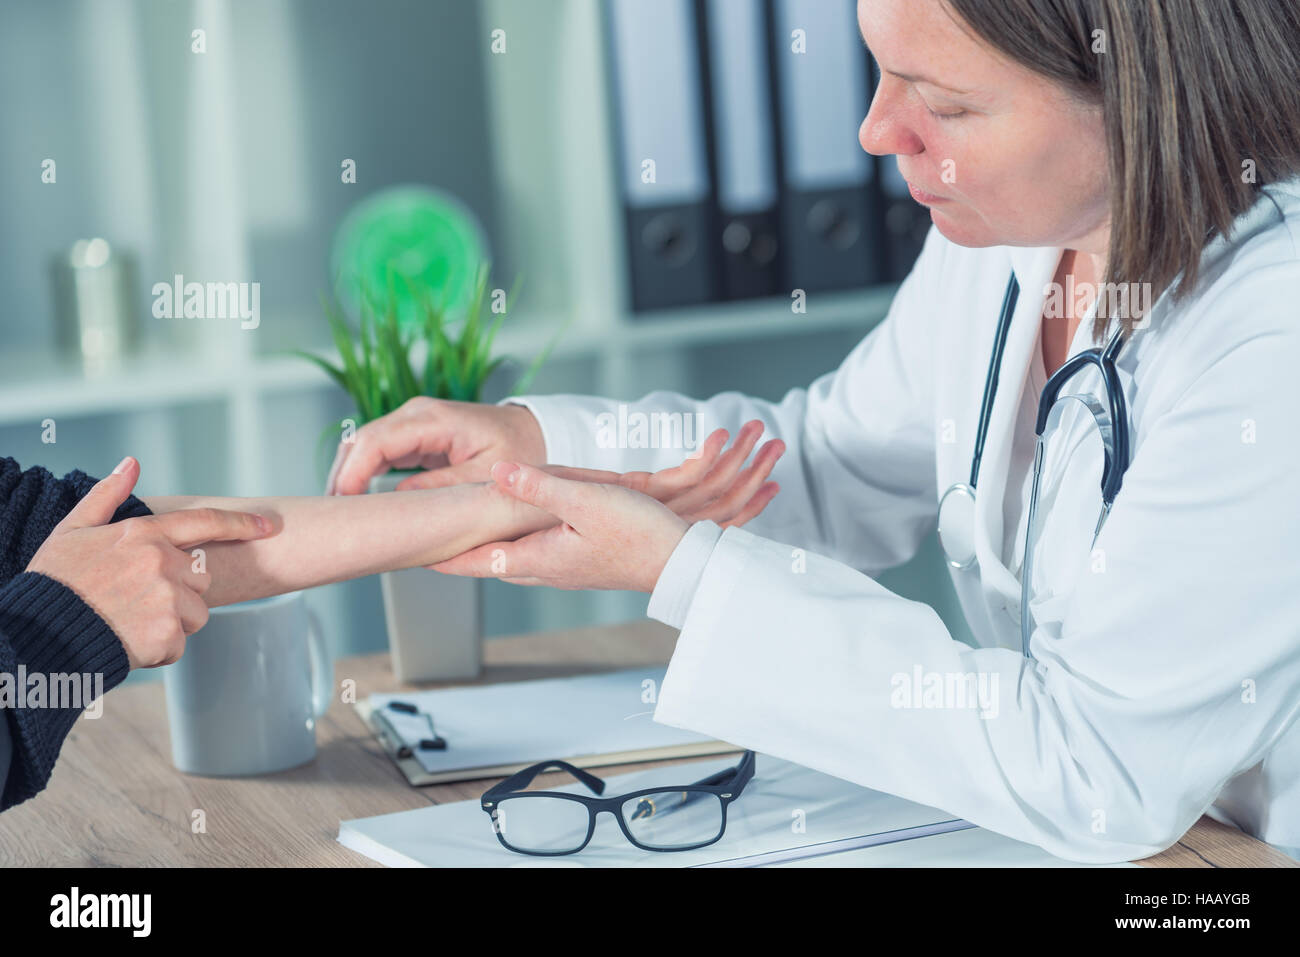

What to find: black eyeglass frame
left=481, top=750, right=756, bottom=856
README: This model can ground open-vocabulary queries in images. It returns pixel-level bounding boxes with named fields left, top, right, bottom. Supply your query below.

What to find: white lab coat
left=511, top=177, right=1300, bottom=863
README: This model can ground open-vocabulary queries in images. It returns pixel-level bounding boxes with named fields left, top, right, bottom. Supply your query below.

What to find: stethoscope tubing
left=939, top=271, right=1132, bottom=658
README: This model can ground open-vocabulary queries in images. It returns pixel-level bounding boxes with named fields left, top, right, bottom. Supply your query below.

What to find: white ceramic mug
left=163, top=591, right=331, bottom=776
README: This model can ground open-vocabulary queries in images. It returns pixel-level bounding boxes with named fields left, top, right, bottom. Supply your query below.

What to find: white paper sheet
left=773, top=824, right=1136, bottom=867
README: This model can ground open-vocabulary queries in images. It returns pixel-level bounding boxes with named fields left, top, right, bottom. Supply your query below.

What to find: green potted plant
left=299, top=264, right=552, bottom=682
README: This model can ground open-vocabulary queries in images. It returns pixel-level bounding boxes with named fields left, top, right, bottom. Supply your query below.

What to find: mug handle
left=306, top=609, right=333, bottom=719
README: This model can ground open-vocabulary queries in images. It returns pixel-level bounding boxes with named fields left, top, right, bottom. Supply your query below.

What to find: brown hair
left=941, top=0, right=1300, bottom=341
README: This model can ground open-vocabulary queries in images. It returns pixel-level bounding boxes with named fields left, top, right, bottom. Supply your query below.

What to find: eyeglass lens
left=492, top=789, right=726, bottom=854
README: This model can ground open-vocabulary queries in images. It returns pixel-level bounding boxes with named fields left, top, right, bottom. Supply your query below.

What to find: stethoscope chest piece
left=937, top=482, right=978, bottom=570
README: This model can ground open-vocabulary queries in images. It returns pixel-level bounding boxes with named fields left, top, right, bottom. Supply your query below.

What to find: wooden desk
left=1, top=621, right=1293, bottom=867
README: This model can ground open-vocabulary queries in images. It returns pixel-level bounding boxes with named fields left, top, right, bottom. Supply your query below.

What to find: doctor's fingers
left=431, top=527, right=573, bottom=582
left=491, top=462, right=608, bottom=531
left=429, top=540, right=510, bottom=577
left=538, top=464, right=626, bottom=485
left=327, top=414, right=451, bottom=495
left=394, top=459, right=490, bottom=492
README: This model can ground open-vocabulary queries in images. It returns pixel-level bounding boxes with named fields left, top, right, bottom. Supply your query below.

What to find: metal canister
left=50, top=237, right=139, bottom=371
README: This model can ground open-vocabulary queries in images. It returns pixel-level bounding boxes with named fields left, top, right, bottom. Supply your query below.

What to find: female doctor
left=328, top=0, right=1300, bottom=862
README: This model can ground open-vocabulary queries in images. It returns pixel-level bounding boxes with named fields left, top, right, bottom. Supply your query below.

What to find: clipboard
left=354, top=667, right=741, bottom=787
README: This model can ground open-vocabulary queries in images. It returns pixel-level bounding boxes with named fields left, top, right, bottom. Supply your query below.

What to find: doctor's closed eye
left=861, top=41, right=981, bottom=123
left=910, top=82, right=977, bottom=121
left=876, top=71, right=976, bottom=123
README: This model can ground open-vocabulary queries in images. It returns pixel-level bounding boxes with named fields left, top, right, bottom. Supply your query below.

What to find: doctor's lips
left=906, top=180, right=950, bottom=205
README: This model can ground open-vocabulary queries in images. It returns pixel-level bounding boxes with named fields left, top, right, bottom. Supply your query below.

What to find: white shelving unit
left=0, top=286, right=893, bottom=424
left=1, top=0, right=898, bottom=468
left=3, top=0, right=939, bottom=665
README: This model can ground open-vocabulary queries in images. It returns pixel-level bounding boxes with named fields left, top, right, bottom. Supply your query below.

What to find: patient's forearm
left=144, top=483, right=551, bottom=607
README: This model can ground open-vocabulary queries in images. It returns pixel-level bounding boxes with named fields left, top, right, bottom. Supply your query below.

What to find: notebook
left=357, top=666, right=738, bottom=786
left=773, top=825, right=1135, bottom=867
left=338, top=753, right=979, bottom=867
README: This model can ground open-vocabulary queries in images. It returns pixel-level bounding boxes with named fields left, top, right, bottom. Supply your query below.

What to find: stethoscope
left=936, top=272, right=1131, bottom=658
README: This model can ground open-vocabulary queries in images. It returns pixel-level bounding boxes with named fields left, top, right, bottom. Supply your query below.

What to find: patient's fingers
left=677, top=438, right=784, bottom=524
left=641, top=428, right=728, bottom=500
left=719, top=482, right=780, bottom=529
left=665, top=420, right=766, bottom=514
left=154, top=507, right=274, bottom=550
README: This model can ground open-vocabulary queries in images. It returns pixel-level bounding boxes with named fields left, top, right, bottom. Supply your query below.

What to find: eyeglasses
left=481, top=751, right=756, bottom=856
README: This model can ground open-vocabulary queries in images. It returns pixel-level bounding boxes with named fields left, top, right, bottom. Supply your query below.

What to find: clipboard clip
left=376, top=700, right=448, bottom=759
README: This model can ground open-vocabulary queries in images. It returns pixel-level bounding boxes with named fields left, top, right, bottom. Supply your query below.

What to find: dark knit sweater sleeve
left=0, top=457, right=152, bottom=810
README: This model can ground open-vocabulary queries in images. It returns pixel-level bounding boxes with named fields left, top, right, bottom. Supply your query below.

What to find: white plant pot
left=369, top=471, right=482, bottom=682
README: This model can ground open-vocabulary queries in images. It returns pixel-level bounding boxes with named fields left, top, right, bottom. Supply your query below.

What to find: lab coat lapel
left=972, top=247, right=1063, bottom=603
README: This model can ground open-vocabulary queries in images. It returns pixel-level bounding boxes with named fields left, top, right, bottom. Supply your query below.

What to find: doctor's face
left=857, top=0, right=1110, bottom=253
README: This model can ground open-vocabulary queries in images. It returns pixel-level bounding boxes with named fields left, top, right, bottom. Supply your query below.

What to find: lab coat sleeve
left=646, top=520, right=725, bottom=629
left=651, top=268, right=1300, bottom=863
left=507, top=230, right=947, bottom=571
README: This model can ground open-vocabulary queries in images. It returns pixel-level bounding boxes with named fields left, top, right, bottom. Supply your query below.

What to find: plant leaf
left=301, top=263, right=551, bottom=417
left=320, top=292, right=371, bottom=421
left=289, top=350, right=349, bottom=393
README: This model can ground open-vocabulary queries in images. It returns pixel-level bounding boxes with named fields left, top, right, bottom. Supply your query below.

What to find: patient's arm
left=144, top=482, right=549, bottom=608
left=144, top=421, right=785, bottom=608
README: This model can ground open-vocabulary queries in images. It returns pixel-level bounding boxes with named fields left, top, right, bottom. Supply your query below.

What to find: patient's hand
left=541, top=421, right=783, bottom=529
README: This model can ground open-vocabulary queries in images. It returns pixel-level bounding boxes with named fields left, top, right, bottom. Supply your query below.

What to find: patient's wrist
left=493, top=487, right=556, bottom=539
left=451, top=482, right=554, bottom=552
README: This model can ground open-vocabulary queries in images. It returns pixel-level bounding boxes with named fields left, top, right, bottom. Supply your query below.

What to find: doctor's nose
left=859, top=80, right=923, bottom=159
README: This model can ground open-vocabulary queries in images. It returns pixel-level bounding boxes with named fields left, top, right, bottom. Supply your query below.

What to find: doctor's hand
left=431, top=462, right=692, bottom=593
left=326, top=398, right=545, bottom=495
